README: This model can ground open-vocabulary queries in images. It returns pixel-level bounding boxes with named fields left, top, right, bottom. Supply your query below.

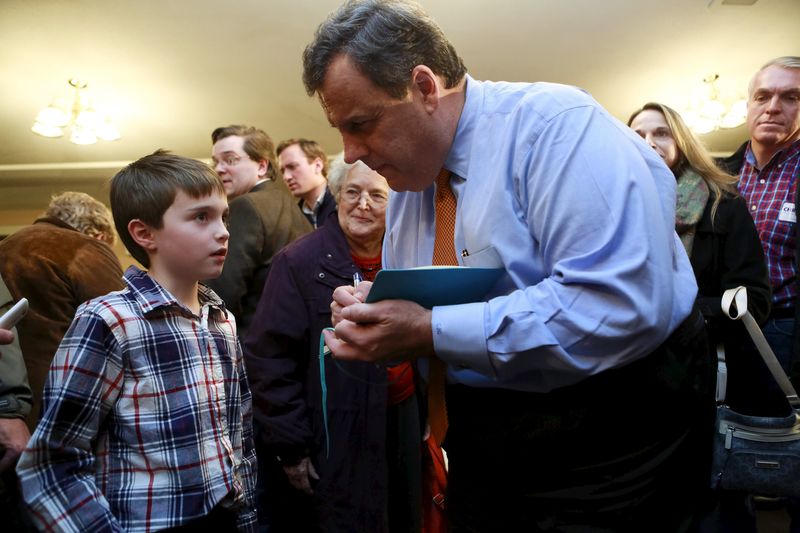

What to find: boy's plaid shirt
left=738, top=140, right=800, bottom=309
left=16, top=266, right=257, bottom=532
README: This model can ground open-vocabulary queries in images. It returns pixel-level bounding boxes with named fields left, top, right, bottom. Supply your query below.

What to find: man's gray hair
left=46, top=191, right=116, bottom=245
left=302, top=0, right=467, bottom=99
left=749, top=56, right=800, bottom=94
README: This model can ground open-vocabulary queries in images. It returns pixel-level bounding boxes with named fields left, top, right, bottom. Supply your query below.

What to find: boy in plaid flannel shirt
left=17, top=151, right=257, bottom=532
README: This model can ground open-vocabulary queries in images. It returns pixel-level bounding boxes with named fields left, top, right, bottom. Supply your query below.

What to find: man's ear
left=128, top=219, right=157, bottom=252
left=258, top=159, right=269, bottom=178
left=411, top=65, right=439, bottom=114
left=313, top=157, right=324, bottom=174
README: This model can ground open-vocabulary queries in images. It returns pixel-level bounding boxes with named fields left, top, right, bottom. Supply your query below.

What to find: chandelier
left=32, top=78, right=121, bottom=145
left=681, top=74, right=747, bottom=135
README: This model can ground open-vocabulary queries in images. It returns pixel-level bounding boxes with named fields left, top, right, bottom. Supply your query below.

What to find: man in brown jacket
left=0, top=192, right=123, bottom=430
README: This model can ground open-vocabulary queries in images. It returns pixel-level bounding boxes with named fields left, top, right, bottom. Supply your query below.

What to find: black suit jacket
left=206, top=180, right=312, bottom=339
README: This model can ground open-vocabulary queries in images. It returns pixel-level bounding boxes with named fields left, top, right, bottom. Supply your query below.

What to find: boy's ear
left=128, top=219, right=157, bottom=252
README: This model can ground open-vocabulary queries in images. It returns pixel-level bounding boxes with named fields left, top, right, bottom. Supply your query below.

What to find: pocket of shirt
left=462, top=245, right=503, bottom=268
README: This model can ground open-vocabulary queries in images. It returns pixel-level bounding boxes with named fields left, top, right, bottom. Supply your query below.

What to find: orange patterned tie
left=429, top=169, right=456, bottom=443
left=432, top=169, right=459, bottom=266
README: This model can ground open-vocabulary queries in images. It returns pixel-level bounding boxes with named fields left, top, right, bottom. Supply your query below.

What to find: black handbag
left=711, top=286, right=800, bottom=498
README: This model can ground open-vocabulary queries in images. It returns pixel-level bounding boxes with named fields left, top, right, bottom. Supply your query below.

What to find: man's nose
left=343, top=135, right=367, bottom=164
left=214, top=161, right=226, bottom=174
left=765, top=95, right=782, bottom=113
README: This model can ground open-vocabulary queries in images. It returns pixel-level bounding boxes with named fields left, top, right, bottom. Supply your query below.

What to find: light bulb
left=69, top=127, right=98, bottom=145
left=35, top=105, right=70, bottom=127
left=31, top=122, right=64, bottom=138
left=96, top=120, right=121, bottom=141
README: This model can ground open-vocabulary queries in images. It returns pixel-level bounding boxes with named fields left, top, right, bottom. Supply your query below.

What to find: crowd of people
left=0, top=1, right=798, bottom=532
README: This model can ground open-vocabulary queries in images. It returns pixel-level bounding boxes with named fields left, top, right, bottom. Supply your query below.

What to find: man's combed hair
left=211, top=125, right=280, bottom=182
left=109, top=150, right=225, bottom=267
left=277, top=138, right=330, bottom=177
left=748, top=56, right=800, bottom=94
left=46, top=191, right=116, bottom=245
left=302, top=0, right=467, bottom=99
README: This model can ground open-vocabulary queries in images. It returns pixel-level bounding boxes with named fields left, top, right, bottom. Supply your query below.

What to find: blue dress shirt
left=383, top=76, right=697, bottom=392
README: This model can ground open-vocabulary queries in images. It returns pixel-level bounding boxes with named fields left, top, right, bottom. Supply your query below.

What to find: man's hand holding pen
left=325, top=282, right=435, bottom=363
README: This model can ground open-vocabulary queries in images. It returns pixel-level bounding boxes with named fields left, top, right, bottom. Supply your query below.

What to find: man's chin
left=382, top=170, right=430, bottom=193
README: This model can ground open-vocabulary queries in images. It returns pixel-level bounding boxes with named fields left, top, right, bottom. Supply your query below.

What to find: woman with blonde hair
left=629, top=102, right=769, bottom=332
left=629, top=103, right=773, bottom=531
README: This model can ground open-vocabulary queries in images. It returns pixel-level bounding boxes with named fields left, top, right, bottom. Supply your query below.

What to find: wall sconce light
left=32, top=78, right=121, bottom=145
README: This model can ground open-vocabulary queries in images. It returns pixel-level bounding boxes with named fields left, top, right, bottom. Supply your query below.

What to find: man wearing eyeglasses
left=208, top=125, right=311, bottom=340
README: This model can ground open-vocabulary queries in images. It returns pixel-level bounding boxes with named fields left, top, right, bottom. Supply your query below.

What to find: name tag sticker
left=779, top=202, right=796, bottom=224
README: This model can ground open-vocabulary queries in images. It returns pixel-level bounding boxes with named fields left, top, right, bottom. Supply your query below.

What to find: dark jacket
left=0, top=217, right=123, bottom=429
left=244, top=213, right=387, bottom=533
left=690, top=192, right=774, bottom=413
left=691, top=193, right=770, bottom=324
left=717, top=141, right=748, bottom=176
left=206, top=180, right=312, bottom=340
left=300, top=187, right=337, bottom=229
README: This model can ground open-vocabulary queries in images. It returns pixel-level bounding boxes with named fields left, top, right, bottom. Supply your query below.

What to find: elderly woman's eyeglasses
left=342, top=188, right=388, bottom=207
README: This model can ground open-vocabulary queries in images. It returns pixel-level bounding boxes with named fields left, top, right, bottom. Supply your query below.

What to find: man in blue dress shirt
left=306, top=1, right=712, bottom=530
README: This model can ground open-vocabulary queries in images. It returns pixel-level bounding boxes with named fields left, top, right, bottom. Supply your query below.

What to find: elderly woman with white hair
left=244, top=156, right=422, bottom=533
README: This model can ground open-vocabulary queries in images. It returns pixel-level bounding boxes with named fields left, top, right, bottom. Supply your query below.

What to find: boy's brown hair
left=110, top=150, right=225, bottom=267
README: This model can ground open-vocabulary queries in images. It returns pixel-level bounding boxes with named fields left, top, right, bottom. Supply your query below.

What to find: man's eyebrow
left=211, top=150, right=238, bottom=161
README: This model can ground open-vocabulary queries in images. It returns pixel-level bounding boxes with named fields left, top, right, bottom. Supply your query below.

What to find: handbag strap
left=721, top=286, right=800, bottom=409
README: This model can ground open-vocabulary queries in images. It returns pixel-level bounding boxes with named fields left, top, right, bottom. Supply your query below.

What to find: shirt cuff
left=431, top=302, right=495, bottom=377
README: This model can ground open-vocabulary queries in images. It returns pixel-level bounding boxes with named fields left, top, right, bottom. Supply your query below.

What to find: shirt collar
left=744, top=138, right=800, bottom=170
left=123, top=265, right=227, bottom=317
left=444, top=74, right=481, bottom=181
left=33, top=216, right=78, bottom=232
left=301, top=188, right=328, bottom=216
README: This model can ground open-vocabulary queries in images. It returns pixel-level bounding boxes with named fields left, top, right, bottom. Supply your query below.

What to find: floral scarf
left=675, top=168, right=709, bottom=256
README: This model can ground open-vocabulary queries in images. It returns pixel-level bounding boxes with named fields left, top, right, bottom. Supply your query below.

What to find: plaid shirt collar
left=744, top=138, right=800, bottom=172
left=123, top=265, right=228, bottom=318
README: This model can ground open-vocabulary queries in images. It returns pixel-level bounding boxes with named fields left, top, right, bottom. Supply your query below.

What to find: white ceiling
left=0, top=0, right=797, bottom=210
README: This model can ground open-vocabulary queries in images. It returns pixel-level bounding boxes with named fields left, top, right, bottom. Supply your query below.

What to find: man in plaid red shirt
left=737, top=57, right=800, bottom=381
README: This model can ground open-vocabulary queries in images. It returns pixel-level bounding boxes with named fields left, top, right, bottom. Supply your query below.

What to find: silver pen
left=353, top=272, right=363, bottom=288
